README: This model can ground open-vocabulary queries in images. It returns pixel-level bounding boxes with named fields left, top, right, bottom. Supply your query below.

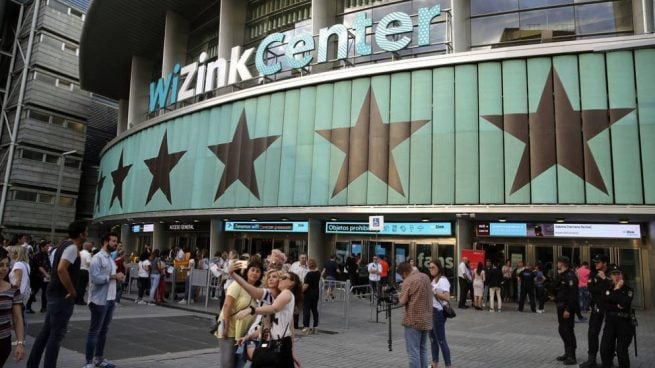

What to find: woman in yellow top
left=217, top=260, right=262, bottom=368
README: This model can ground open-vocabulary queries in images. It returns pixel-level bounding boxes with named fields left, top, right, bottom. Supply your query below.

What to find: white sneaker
left=178, top=299, right=187, bottom=304
left=137, top=300, right=147, bottom=305
left=83, top=364, right=94, bottom=368
left=489, top=309, right=494, bottom=312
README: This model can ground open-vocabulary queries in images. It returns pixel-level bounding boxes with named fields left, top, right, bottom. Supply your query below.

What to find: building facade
left=0, top=0, right=116, bottom=242
left=81, top=0, right=655, bottom=307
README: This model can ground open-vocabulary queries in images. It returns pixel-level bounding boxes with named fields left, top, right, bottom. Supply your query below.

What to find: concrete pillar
left=120, top=223, right=135, bottom=257
left=162, top=11, right=189, bottom=77
left=308, top=218, right=327, bottom=268
left=632, top=0, right=653, bottom=34
left=218, top=0, right=247, bottom=60
left=450, top=0, right=471, bottom=52
left=117, top=99, right=128, bottom=135
left=311, top=0, right=339, bottom=73
left=152, top=222, right=168, bottom=251
left=455, top=217, right=473, bottom=258
left=210, top=218, right=228, bottom=257
left=127, top=56, right=153, bottom=129
left=646, top=221, right=655, bottom=309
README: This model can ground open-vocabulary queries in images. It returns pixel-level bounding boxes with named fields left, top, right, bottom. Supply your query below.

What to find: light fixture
left=281, top=217, right=289, bottom=221
left=193, top=219, right=200, bottom=223
left=421, top=218, right=429, bottom=222
left=174, top=220, right=181, bottom=223
left=251, top=218, right=257, bottom=222
left=619, top=219, right=629, bottom=224
left=223, top=218, right=229, bottom=222
left=498, top=218, right=507, bottom=223
left=330, top=217, right=338, bottom=221
left=556, top=218, right=565, bottom=223
left=159, top=221, right=165, bottom=224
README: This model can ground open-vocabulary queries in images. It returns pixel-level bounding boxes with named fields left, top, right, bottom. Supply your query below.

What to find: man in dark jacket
left=518, top=264, right=536, bottom=312
left=555, top=256, right=579, bottom=366
left=487, top=262, right=503, bottom=312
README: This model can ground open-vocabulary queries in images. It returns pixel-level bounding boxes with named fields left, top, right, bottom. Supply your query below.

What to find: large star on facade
left=208, top=111, right=280, bottom=200
left=482, top=68, right=633, bottom=195
left=95, top=173, right=105, bottom=209
left=144, top=131, right=186, bottom=205
left=316, top=88, right=430, bottom=197
left=110, top=151, right=132, bottom=208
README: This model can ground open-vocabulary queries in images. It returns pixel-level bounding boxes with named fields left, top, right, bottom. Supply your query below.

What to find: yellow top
left=218, top=282, right=256, bottom=339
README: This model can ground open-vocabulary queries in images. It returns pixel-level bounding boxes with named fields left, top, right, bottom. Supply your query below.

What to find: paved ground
left=11, top=292, right=655, bottom=368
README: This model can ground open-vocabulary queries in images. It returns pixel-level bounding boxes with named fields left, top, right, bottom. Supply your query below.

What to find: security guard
left=555, top=256, right=579, bottom=365
left=599, top=265, right=634, bottom=368
left=580, top=254, right=611, bottom=368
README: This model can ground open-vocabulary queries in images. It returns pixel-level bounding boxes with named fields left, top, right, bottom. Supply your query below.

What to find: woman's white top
left=431, top=276, right=450, bottom=310
left=270, top=290, right=294, bottom=340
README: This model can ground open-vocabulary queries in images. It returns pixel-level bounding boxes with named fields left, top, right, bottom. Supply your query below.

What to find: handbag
left=441, top=301, right=456, bottom=319
left=251, top=323, right=288, bottom=367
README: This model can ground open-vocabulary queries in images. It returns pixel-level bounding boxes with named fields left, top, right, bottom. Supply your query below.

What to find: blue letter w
left=149, top=72, right=173, bottom=113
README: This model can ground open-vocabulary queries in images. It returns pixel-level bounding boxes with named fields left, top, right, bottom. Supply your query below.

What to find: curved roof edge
left=79, top=0, right=208, bottom=100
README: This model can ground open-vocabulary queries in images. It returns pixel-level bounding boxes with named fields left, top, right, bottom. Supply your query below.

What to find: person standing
left=580, top=254, right=611, bottom=368
left=534, top=264, right=547, bottom=313
left=302, top=258, right=321, bottom=334
left=428, top=260, right=452, bottom=368
left=457, top=257, right=471, bottom=309
left=599, top=265, right=634, bottom=368
left=136, top=253, right=150, bottom=304
left=577, top=262, right=591, bottom=313
left=554, top=256, right=579, bottom=366
left=518, top=264, right=536, bottom=313
left=472, top=262, right=485, bottom=310
left=487, top=262, right=503, bottom=312
left=0, top=248, right=26, bottom=366
left=77, top=242, right=93, bottom=305
left=367, top=256, right=381, bottom=300
left=502, top=259, right=513, bottom=302
left=289, top=253, right=308, bottom=329
left=482, top=260, right=492, bottom=308
left=27, top=241, right=51, bottom=313
left=27, top=220, right=87, bottom=368
left=148, top=249, right=164, bottom=305
left=398, top=262, right=433, bottom=368
left=321, top=254, right=340, bottom=301
left=379, top=255, right=389, bottom=287
left=83, top=232, right=125, bottom=368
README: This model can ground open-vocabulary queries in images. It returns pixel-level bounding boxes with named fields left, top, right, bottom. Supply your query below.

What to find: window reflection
left=471, top=0, right=518, bottom=16
left=471, top=14, right=519, bottom=47
left=575, top=1, right=633, bottom=34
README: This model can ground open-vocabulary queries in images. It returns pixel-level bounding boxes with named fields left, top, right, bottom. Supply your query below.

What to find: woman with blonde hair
left=9, top=246, right=30, bottom=312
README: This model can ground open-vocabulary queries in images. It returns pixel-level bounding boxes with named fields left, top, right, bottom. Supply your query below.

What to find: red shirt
left=379, top=259, right=389, bottom=277
left=577, top=266, right=590, bottom=288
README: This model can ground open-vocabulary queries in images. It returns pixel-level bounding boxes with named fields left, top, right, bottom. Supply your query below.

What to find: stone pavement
left=11, top=295, right=655, bottom=368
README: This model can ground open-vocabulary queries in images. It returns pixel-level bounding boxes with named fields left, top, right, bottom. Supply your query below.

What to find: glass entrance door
left=616, top=248, right=643, bottom=308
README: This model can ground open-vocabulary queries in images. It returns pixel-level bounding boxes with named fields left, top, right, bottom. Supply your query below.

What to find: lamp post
left=50, top=150, right=76, bottom=242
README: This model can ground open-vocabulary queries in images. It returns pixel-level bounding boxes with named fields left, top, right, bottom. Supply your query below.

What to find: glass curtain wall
left=186, top=1, right=220, bottom=63
left=470, top=0, right=634, bottom=48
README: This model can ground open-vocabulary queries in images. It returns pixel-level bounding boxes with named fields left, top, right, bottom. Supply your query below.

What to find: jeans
left=27, top=280, right=47, bottom=311
left=536, top=286, right=546, bottom=310
left=137, top=277, right=150, bottom=300
left=27, top=297, right=75, bottom=368
left=149, top=274, right=161, bottom=303
left=369, top=280, right=380, bottom=299
left=218, top=337, right=236, bottom=368
left=429, top=308, right=451, bottom=366
left=579, top=287, right=590, bottom=312
left=303, top=295, right=319, bottom=328
left=489, top=287, right=502, bottom=311
left=85, top=301, right=116, bottom=363
left=404, top=326, right=429, bottom=368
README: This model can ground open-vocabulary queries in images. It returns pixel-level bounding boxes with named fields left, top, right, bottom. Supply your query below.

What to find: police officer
left=599, top=265, right=634, bottom=368
left=555, top=256, right=579, bottom=365
left=580, top=254, right=611, bottom=368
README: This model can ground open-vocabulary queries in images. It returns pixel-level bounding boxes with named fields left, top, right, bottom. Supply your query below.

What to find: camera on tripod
left=379, top=284, right=399, bottom=305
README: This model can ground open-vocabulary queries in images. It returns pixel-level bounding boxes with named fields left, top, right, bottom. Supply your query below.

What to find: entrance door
left=616, top=248, right=644, bottom=308
left=534, top=246, right=555, bottom=278
left=560, top=246, right=581, bottom=267
left=394, top=243, right=410, bottom=283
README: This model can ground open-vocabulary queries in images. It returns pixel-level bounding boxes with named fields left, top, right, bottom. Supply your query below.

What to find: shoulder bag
left=251, top=323, right=289, bottom=366
left=435, top=279, right=455, bottom=319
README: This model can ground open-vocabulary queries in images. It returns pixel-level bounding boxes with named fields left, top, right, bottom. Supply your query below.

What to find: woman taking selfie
left=0, top=248, right=25, bottom=365
left=428, top=260, right=451, bottom=368
left=217, top=261, right=262, bottom=368
left=229, top=263, right=303, bottom=368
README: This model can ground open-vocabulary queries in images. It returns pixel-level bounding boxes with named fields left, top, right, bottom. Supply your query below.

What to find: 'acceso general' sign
left=148, top=5, right=441, bottom=112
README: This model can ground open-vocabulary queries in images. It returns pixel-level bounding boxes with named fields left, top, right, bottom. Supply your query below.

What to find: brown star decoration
left=482, top=68, right=633, bottom=195
left=208, top=110, right=280, bottom=201
left=110, top=150, right=132, bottom=208
left=144, top=131, right=186, bottom=205
left=316, top=87, right=430, bottom=197
left=96, top=173, right=105, bottom=210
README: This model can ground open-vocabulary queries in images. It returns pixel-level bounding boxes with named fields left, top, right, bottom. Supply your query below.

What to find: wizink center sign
left=149, top=5, right=441, bottom=112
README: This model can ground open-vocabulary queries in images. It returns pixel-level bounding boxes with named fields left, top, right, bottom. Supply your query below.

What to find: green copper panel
left=409, top=70, right=432, bottom=204
left=262, top=92, right=285, bottom=206
left=294, top=86, right=316, bottom=205
left=328, top=80, right=352, bottom=206
left=278, top=90, right=300, bottom=206
left=196, top=107, right=223, bottom=208
left=249, top=95, right=272, bottom=207
left=454, top=64, right=479, bottom=204
left=478, top=62, right=504, bottom=204
left=635, top=49, right=655, bottom=204
left=527, top=57, right=557, bottom=204
left=501, top=60, right=530, bottom=203
left=367, top=75, right=391, bottom=205
left=432, top=67, right=455, bottom=204
left=216, top=101, right=244, bottom=208
left=607, top=51, right=643, bottom=204
left=388, top=72, right=411, bottom=205
left=579, top=53, right=613, bottom=204
left=553, top=55, right=584, bottom=204
left=348, top=78, right=372, bottom=205
left=310, top=83, right=334, bottom=205
left=233, top=98, right=258, bottom=208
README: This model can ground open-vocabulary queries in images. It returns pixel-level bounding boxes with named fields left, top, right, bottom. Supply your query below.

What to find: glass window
left=471, top=13, right=519, bottom=46
left=471, top=0, right=518, bottom=16
left=14, top=190, right=37, bottom=202
left=20, top=149, right=44, bottom=161
left=29, top=110, right=50, bottom=123
left=575, top=1, right=633, bottom=35
left=561, top=246, right=581, bottom=267
left=58, top=196, right=75, bottom=207
left=44, top=154, right=59, bottom=164
left=56, top=79, right=73, bottom=90
left=519, top=0, right=571, bottom=9
left=38, top=194, right=54, bottom=204
left=64, top=157, right=79, bottom=169
left=66, top=120, right=86, bottom=133
left=51, top=116, right=66, bottom=126
left=519, top=7, right=575, bottom=40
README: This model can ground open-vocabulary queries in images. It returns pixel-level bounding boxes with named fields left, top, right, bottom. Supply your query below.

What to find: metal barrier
left=188, top=268, right=210, bottom=305
left=126, top=264, right=138, bottom=294
left=319, top=279, right=352, bottom=329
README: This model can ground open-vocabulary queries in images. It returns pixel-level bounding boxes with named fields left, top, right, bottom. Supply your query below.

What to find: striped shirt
left=399, top=271, right=433, bottom=331
left=0, top=286, right=21, bottom=339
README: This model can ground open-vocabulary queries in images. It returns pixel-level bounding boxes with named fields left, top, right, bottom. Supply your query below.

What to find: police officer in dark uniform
left=600, top=265, right=634, bottom=368
left=580, top=254, right=611, bottom=368
left=555, top=256, right=579, bottom=365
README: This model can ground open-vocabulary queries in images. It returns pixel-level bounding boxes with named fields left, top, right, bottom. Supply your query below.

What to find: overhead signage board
left=148, top=5, right=441, bottom=112
left=325, top=222, right=452, bottom=236
left=131, top=223, right=154, bottom=233
left=369, top=216, right=384, bottom=231
left=224, top=221, right=309, bottom=233
left=477, top=222, right=640, bottom=239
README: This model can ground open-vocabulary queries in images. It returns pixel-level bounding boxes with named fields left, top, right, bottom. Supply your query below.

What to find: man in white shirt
left=176, top=246, right=185, bottom=261
left=289, top=254, right=309, bottom=283
left=457, top=257, right=472, bottom=308
left=76, top=242, right=93, bottom=305
left=18, top=233, right=33, bottom=253
left=368, top=256, right=381, bottom=299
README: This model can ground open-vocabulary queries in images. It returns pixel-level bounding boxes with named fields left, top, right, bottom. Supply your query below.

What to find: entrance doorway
left=230, top=235, right=307, bottom=262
